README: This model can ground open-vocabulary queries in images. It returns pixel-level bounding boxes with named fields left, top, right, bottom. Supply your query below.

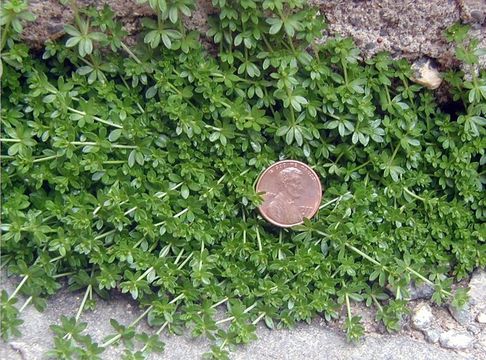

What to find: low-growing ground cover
left=1, top=0, right=485, bottom=359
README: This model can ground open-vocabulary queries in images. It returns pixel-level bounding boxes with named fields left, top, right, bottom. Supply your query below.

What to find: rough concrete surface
left=1, top=273, right=485, bottom=360
left=23, top=0, right=486, bottom=69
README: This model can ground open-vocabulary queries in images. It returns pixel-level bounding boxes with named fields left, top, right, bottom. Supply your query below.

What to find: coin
left=255, top=160, right=322, bottom=228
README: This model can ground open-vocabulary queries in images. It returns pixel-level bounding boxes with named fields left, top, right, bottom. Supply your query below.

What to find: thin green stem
left=100, top=305, right=154, bottom=348
left=53, top=272, right=75, bottom=279
left=341, top=60, right=348, bottom=85
left=349, top=160, right=371, bottom=173
left=174, top=249, right=185, bottom=265
left=177, top=252, right=193, bottom=270
left=242, top=211, right=247, bottom=244
left=8, top=275, right=29, bottom=301
left=209, top=297, right=228, bottom=310
left=405, top=266, right=451, bottom=296
left=388, top=143, right=401, bottom=166
left=124, top=182, right=183, bottom=217
left=75, top=285, right=92, bottom=322
left=141, top=320, right=169, bottom=352
left=344, top=243, right=384, bottom=268
left=385, top=85, right=392, bottom=105
left=252, top=312, right=266, bottom=325
left=155, top=321, right=169, bottom=335
left=287, top=33, right=296, bottom=53
left=33, top=155, right=61, bottom=163
left=67, top=107, right=123, bottom=128
left=0, top=258, right=11, bottom=271
left=70, top=0, right=84, bottom=33
left=219, top=338, right=228, bottom=350
left=261, top=33, right=274, bottom=52
left=169, top=293, right=185, bottom=304
left=403, top=187, right=426, bottom=202
left=0, top=138, right=21, bottom=143
left=215, top=302, right=257, bottom=325
left=345, top=292, right=352, bottom=319
left=120, top=42, right=142, bottom=65
left=255, top=226, right=263, bottom=252
left=319, top=193, right=351, bottom=210
left=69, top=141, right=136, bottom=149
left=154, top=207, right=188, bottom=227
left=102, top=160, right=125, bottom=164
left=49, top=255, right=64, bottom=263
left=371, top=294, right=383, bottom=312
left=137, top=266, right=154, bottom=283
left=19, top=296, right=33, bottom=313
left=199, top=239, right=204, bottom=271
left=94, top=229, right=116, bottom=240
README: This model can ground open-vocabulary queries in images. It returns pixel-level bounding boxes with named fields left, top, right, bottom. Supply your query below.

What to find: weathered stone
left=423, top=328, right=440, bottom=344
left=459, top=0, right=486, bottom=23
left=407, top=281, right=435, bottom=300
left=478, top=331, right=486, bottom=350
left=311, top=0, right=463, bottom=68
left=448, top=303, right=473, bottom=326
left=19, top=0, right=486, bottom=70
left=411, top=58, right=443, bottom=90
left=476, top=312, right=486, bottom=323
left=439, top=330, right=475, bottom=350
left=466, top=324, right=480, bottom=335
left=412, top=303, right=434, bottom=331
left=470, top=10, right=486, bottom=23
left=23, top=0, right=214, bottom=48
left=468, top=269, right=486, bottom=308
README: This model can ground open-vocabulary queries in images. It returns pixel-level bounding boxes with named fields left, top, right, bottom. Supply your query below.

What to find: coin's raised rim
left=255, top=160, right=322, bottom=228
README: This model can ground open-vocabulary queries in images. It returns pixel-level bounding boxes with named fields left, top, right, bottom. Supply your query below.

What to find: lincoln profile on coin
left=262, top=167, right=309, bottom=224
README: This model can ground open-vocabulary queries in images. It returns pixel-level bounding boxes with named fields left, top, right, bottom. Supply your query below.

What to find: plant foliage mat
left=1, top=0, right=485, bottom=358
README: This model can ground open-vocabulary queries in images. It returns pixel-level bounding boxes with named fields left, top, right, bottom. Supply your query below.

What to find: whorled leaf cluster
left=0, top=0, right=485, bottom=359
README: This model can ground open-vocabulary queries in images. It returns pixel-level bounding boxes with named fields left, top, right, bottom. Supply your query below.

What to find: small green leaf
left=108, top=129, right=122, bottom=142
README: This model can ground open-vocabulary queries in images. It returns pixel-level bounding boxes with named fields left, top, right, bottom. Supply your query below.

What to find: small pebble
left=365, top=42, right=376, bottom=50
left=407, top=281, right=434, bottom=300
left=448, top=303, right=473, bottom=326
left=439, top=330, right=474, bottom=350
left=412, top=303, right=434, bottom=331
left=423, top=328, right=440, bottom=344
left=467, top=324, right=480, bottom=335
left=476, top=312, right=486, bottom=323
left=470, top=10, right=485, bottom=23
left=410, top=59, right=442, bottom=90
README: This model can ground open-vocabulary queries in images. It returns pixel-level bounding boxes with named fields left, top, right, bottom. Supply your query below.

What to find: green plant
left=1, top=0, right=485, bottom=358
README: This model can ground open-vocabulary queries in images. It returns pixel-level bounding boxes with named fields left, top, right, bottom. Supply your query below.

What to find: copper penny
left=255, top=160, right=322, bottom=228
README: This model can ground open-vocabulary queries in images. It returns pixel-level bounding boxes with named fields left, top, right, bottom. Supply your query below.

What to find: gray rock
left=439, top=330, right=475, bottom=350
left=411, top=58, right=443, bottom=90
left=467, top=324, right=480, bottom=335
left=423, top=328, right=440, bottom=344
left=412, top=303, right=434, bottom=331
left=20, top=0, right=486, bottom=70
left=449, top=303, right=473, bottom=326
left=470, top=10, right=485, bottom=23
left=407, top=281, right=435, bottom=300
left=476, top=312, right=486, bottom=323
left=468, top=269, right=486, bottom=308
left=460, top=0, right=486, bottom=24
left=313, top=0, right=464, bottom=68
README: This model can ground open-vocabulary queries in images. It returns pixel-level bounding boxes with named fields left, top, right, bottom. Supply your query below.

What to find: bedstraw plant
left=1, top=0, right=485, bottom=359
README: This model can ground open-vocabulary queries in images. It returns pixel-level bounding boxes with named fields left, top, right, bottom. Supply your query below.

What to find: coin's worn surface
left=256, top=160, right=322, bottom=228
